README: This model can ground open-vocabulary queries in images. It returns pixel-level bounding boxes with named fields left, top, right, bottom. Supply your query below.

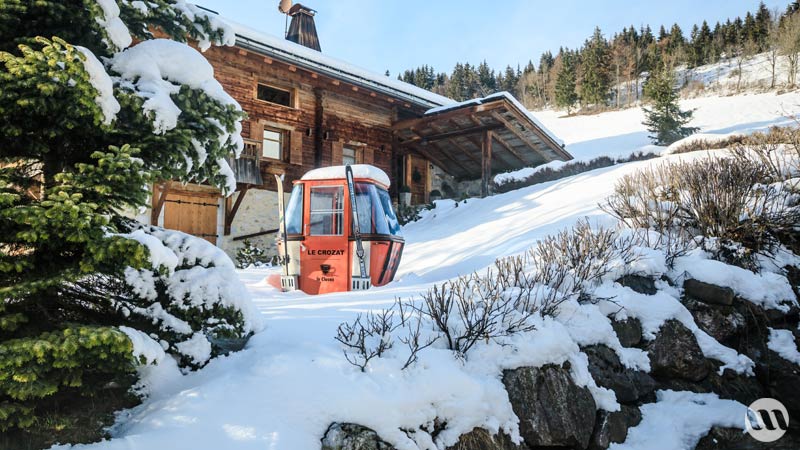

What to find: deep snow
left=57, top=89, right=800, bottom=450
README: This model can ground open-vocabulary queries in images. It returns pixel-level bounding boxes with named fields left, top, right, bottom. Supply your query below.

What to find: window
left=309, top=186, right=344, bottom=235
left=342, top=147, right=357, bottom=166
left=256, top=84, right=292, bottom=107
left=262, top=128, right=284, bottom=160
left=285, top=184, right=303, bottom=235
left=352, top=182, right=402, bottom=236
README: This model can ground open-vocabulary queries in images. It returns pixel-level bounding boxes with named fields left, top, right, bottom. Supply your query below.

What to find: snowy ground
left=62, top=154, right=748, bottom=450
left=58, top=91, right=800, bottom=450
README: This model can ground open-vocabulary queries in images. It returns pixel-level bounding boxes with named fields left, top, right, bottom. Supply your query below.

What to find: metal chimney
left=286, top=4, right=321, bottom=51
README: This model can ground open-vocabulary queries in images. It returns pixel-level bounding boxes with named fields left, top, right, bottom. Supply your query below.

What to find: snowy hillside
left=496, top=91, right=800, bottom=185
left=57, top=88, right=800, bottom=450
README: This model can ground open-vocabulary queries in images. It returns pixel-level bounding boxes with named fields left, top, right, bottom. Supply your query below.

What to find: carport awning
left=392, top=92, right=572, bottom=183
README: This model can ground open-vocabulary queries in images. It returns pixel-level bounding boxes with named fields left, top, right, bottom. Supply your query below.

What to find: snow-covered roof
left=301, top=164, right=391, bottom=187
left=199, top=7, right=454, bottom=109
left=425, top=91, right=564, bottom=147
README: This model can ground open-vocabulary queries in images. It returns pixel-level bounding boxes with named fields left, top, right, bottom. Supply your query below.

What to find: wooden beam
left=405, top=125, right=475, bottom=174
left=481, top=129, right=493, bottom=198
left=430, top=121, right=482, bottom=166
left=465, top=114, right=527, bottom=164
left=151, top=182, right=170, bottom=225
left=391, top=99, right=506, bottom=131
left=493, top=133, right=527, bottom=164
left=397, top=123, right=503, bottom=147
left=263, top=56, right=273, bottom=64
left=224, top=186, right=250, bottom=236
left=500, top=106, right=572, bottom=161
left=408, top=144, right=459, bottom=178
left=288, top=65, right=297, bottom=72
left=490, top=111, right=543, bottom=155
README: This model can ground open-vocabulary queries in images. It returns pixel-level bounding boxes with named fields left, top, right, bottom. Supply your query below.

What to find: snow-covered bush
left=414, top=265, right=539, bottom=357
left=729, top=125, right=800, bottom=183
left=335, top=300, right=435, bottom=372
left=235, top=239, right=272, bottom=268
left=602, top=157, right=800, bottom=269
left=528, top=218, right=639, bottom=306
left=69, top=222, right=261, bottom=369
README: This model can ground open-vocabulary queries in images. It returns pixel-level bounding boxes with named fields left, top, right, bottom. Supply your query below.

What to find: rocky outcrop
left=682, top=298, right=745, bottom=344
left=646, top=319, right=710, bottom=381
left=502, top=364, right=597, bottom=449
left=321, top=270, right=800, bottom=450
left=694, top=426, right=800, bottom=450
left=584, top=345, right=655, bottom=403
left=588, top=405, right=642, bottom=450
left=616, top=274, right=657, bottom=295
left=321, top=423, right=393, bottom=450
left=446, top=428, right=523, bottom=450
left=610, top=318, right=643, bottom=348
left=683, top=279, right=735, bottom=306
left=755, top=349, right=800, bottom=418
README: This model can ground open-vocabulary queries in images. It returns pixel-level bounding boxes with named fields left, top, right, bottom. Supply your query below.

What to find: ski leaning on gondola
left=345, top=165, right=371, bottom=290
left=275, top=173, right=297, bottom=291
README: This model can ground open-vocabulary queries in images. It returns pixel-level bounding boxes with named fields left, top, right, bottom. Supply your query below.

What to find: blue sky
left=198, top=0, right=791, bottom=76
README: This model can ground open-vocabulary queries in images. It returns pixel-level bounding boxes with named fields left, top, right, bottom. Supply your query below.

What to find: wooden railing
left=241, top=138, right=262, bottom=160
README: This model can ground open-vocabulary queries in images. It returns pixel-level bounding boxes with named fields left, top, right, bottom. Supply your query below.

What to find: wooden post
left=481, top=129, right=493, bottom=198
left=151, top=182, right=170, bottom=225
left=224, top=185, right=249, bottom=235
left=313, top=88, right=325, bottom=168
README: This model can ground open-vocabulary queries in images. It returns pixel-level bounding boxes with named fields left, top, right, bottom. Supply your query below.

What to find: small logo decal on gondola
left=307, top=249, right=345, bottom=256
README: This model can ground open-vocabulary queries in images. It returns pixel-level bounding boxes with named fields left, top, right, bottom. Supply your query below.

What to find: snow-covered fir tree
left=0, top=0, right=259, bottom=442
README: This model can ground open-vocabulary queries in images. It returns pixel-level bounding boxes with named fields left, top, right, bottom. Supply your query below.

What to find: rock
left=694, top=426, right=800, bottom=450
left=611, top=318, right=643, bottom=348
left=755, top=350, right=800, bottom=418
left=706, top=366, right=767, bottom=406
left=683, top=279, right=735, bottom=306
left=616, top=275, right=657, bottom=295
left=321, top=423, right=394, bottom=450
left=588, top=405, right=642, bottom=450
left=646, top=320, right=710, bottom=382
left=683, top=298, right=745, bottom=344
left=584, top=345, right=655, bottom=403
left=655, top=366, right=765, bottom=407
left=503, top=364, right=596, bottom=449
left=447, top=428, right=525, bottom=450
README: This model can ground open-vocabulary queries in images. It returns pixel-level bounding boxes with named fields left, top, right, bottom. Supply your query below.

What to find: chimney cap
left=288, top=3, right=316, bottom=16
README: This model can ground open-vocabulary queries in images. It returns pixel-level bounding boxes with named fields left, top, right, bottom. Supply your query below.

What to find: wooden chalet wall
left=201, top=44, right=427, bottom=195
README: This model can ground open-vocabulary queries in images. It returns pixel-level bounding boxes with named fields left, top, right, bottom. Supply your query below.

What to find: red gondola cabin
left=275, top=165, right=404, bottom=295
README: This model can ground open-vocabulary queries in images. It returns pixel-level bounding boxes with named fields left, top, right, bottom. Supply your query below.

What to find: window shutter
left=331, top=140, right=343, bottom=165
left=290, top=130, right=303, bottom=165
left=362, top=147, right=374, bottom=165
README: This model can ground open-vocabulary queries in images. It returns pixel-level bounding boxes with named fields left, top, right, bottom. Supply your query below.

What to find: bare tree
left=779, top=13, right=800, bottom=87
left=734, top=40, right=758, bottom=92
left=768, top=8, right=782, bottom=89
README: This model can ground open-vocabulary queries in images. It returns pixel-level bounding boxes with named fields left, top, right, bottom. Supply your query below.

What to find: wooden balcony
left=227, top=138, right=264, bottom=186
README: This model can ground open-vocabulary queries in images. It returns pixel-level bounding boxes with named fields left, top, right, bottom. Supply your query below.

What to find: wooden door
left=300, top=183, right=350, bottom=294
left=163, top=191, right=219, bottom=244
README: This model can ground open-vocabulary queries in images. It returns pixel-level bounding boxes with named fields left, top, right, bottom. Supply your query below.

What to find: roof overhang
left=393, top=94, right=573, bottom=180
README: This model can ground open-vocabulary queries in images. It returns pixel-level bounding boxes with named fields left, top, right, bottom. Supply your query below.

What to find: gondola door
left=300, top=183, right=350, bottom=294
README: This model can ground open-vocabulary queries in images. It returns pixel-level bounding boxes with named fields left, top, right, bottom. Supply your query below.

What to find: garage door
left=163, top=191, right=219, bottom=244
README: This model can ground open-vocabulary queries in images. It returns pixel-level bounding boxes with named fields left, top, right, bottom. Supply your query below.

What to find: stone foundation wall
left=218, top=188, right=289, bottom=260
